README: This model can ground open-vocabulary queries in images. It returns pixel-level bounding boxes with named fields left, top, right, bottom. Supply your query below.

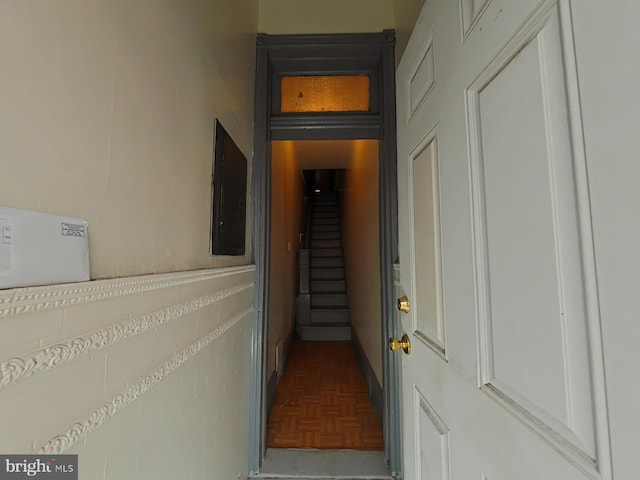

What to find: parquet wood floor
left=266, top=339, right=383, bottom=450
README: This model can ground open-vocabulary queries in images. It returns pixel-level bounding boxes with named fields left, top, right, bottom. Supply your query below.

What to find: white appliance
left=0, top=207, right=90, bottom=289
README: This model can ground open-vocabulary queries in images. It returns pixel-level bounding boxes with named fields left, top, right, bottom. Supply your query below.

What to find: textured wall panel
left=0, top=266, right=254, bottom=480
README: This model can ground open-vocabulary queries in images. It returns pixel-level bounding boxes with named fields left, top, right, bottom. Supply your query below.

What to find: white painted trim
left=0, top=265, right=255, bottom=319
left=0, top=282, right=253, bottom=391
left=37, top=307, right=253, bottom=455
left=483, top=383, right=596, bottom=473
left=556, top=0, right=612, bottom=477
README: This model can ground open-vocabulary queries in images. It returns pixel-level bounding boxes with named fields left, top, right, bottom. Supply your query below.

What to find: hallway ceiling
left=293, top=140, right=355, bottom=169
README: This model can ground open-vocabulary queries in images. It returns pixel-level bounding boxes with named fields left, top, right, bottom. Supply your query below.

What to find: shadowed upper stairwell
left=297, top=192, right=351, bottom=341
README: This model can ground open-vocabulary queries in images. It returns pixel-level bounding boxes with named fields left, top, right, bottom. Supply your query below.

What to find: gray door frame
left=249, top=31, right=401, bottom=476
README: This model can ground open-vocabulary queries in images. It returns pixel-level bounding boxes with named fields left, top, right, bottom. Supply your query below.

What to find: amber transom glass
left=280, top=75, right=370, bottom=113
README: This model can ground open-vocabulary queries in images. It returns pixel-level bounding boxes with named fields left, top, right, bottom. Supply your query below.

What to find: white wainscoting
left=0, top=266, right=254, bottom=480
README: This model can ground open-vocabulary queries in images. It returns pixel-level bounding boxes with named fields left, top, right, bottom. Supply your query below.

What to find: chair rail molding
left=0, top=280, right=254, bottom=391
left=0, top=266, right=254, bottom=319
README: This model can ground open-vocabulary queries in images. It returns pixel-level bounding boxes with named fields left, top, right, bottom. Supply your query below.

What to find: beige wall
left=268, top=141, right=305, bottom=379
left=0, top=0, right=258, bottom=279
left=259, top=0, right=394, bottom=34
left=393, top=0, right=426, bottom=61
left=0, top=267, right=254, bottom=479
left=258, top=0, right=423, bottom=64
left=341, top=140, right=382, bottom=384
left=0, top=2, right=258, bottom=478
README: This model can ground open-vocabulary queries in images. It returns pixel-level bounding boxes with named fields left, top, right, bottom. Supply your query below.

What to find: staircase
left=298, top=192, right=351, bottom=341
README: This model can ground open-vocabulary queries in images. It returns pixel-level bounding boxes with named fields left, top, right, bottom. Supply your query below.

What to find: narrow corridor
left=266, top=340, right=383, bottom=450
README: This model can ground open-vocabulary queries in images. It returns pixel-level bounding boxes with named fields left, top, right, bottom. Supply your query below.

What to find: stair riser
left=312, top=225, right=340, bottom=232
left=311, top=280, right=347, bottom=293
left=313, top=211, right=339, bottom=218
left=312, top=231, right=341, bottom=240
left=314, top=212, right=338, bottom=216
left=310, top=309, right=350, bottom=324
left=312, top=248, right=343, bottom=257
left=311, top=268, right=345, bottom=280
left=312, top=239, right=341, bottom=248
left=313, top=218, right=339, bottom=225
left=299, top=325, right=351, bottom=341
left=312, top=258, right=344, bottom=268
left=314, top=218, right=340, bottom=225
left=314, top=205, right=338, bottom=210
left=314, top=206, right=338, bottom=212
left=312, top=294, right=348, bottom=308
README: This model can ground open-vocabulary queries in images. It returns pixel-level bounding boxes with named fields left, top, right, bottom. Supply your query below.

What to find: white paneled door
left=396, top=0, right=639, bottom=479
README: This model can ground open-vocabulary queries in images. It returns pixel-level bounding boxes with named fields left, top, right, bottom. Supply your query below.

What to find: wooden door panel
left=397, top=0, right=612, bottom=479
left=415, top=387, right=450, bottom=480
left=467, top=2, right=603, bottom=466
left=461, top=0, right=492, bottom=38
left=407, top=35, right=436, bottom=119
left=408, top=131, right=445, bottom=353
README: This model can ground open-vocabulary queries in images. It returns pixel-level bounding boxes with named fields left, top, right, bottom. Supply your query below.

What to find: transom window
left=280, top=75, right=370, bottom=113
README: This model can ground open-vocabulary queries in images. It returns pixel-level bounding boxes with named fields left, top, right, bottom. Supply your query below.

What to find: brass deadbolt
left=397, top=295, right=410, bottom=313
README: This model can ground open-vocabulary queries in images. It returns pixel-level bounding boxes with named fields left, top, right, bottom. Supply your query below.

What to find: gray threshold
left=252, top=448, right=393, bottom=479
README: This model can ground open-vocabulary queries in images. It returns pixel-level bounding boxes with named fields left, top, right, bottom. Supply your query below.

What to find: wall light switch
left=2, top=225, right=11, bottom=244
left=0, top=219, right=11, bottom=272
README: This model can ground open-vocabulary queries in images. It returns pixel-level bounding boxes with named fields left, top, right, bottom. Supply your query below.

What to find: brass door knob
left=397, top=296, right=410, bottom=313
left=389, top=334, right=411, bottom=354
